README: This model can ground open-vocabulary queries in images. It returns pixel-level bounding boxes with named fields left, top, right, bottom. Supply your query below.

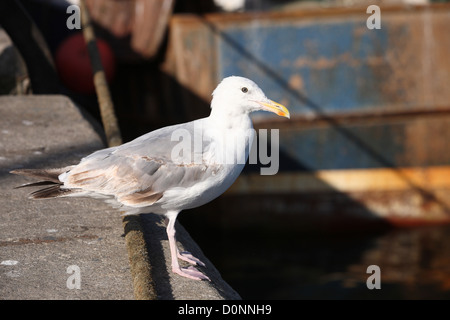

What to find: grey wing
left=63, top=119, right=222, bottom=206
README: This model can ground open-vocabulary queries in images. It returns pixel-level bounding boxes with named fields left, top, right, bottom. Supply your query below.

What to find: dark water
left=180, top=215, right=450, bottom=299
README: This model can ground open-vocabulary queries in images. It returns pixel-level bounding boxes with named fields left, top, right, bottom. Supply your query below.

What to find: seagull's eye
left=241, top=87, right=248, bottom=93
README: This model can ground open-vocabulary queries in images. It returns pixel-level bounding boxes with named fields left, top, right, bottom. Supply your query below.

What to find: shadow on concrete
left=140, top=213, right=241, bottom=300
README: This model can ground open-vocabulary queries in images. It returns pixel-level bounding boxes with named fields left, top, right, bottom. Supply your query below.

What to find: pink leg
left=166, top=213, right=210, bottom=281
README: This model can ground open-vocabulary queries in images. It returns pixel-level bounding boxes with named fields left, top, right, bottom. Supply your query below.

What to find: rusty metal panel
left=165, top=5, right=450, bottom=170
left=165, top=5, right=450, bottom=119
left=164, top=5, right=450, bottom=226
left=275, top=114, right=450, bottom=170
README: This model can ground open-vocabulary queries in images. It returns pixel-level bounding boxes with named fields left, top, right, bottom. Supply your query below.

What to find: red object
left=55, top=33, right=115, bottom=94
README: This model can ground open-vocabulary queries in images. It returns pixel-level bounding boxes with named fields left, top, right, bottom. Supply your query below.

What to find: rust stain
left=252, top=105, right=450, bottom=129
left=378, top=11, right=450, bottom=108
left=398, top=116, right=450, bottom=167
left=0, top=234, right=98, bottom=247
left=293, top=53, right=383, bottom=70
left=288, top=74, right=304, bottom=91
left=226, top=166, right=450, bottom=222
left=229, top=166, right=450, bottom=194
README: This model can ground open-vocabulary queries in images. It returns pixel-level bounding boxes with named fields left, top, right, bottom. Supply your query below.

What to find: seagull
left=11, top=76, right=290, bottom=281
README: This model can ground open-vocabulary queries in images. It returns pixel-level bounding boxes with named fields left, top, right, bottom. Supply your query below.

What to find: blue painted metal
left=167, top=6, right=450, bottom=171
left=277, top=117, right=450, bottom=171
left=163, top=6, right=450, bottom=225
left=218, top=20, right=392, bottom=117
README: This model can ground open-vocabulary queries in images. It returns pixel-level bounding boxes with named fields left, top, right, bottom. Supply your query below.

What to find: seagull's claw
left=173, top=266, right=210, bottom=281
left=178, top=251, right=206, bottom=267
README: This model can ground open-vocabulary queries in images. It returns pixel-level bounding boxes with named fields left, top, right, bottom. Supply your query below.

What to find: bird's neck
left=207, top=106, right=255, bottom=169
left=209, top=104, right=253, bottom=131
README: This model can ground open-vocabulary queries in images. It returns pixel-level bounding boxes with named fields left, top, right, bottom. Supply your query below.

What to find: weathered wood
left=86, top=0, right=174, bottom=58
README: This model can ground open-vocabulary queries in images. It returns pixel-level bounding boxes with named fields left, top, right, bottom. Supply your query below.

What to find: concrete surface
left=0, top=95, right=134, bottom=299
left=0, top=95, right=240, bottom=300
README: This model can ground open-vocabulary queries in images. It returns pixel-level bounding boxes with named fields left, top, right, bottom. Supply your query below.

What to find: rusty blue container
left=165, top=4, right=450, bottom=227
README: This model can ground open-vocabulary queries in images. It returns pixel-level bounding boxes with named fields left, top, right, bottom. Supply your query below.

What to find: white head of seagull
left=210, top=76, right=290, bottom=120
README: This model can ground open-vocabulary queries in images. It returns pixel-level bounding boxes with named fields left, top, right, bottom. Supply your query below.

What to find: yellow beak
left=256, top=99, right=290, bottom=119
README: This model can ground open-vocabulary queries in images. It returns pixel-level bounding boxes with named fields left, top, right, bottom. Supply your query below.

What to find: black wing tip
left=14, top=181, right=60, bottom=189
left=11, top=167, right=77, bottom=199
left=10, top=167, right=67, bottom=183
left=29, top=185, right=75, bottom=199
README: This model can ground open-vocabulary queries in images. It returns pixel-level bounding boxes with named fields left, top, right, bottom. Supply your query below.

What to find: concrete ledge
left=0, top=95, right=133, bottom=299
left=0, top=95, right=240, bottom=300
left=141, top=214, right=240, bottom=300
